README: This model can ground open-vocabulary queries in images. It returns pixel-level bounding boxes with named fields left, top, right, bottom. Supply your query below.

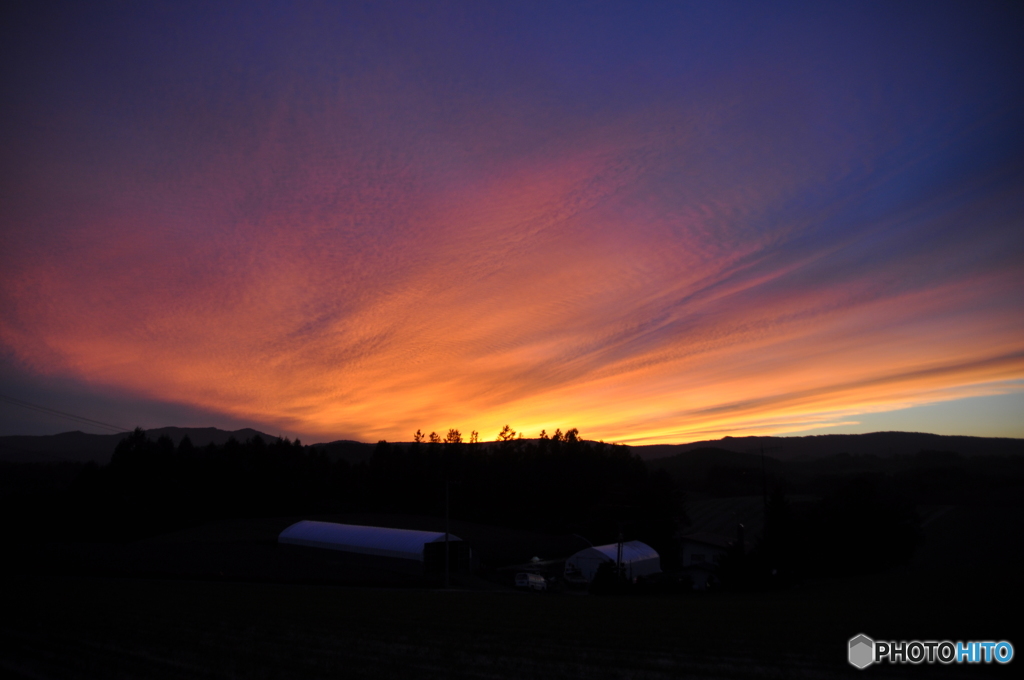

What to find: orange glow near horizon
left=2, top=138, right=1021, bottom=444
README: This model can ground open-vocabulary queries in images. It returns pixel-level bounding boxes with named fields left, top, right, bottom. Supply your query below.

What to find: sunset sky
left=2, top=1, right=1022, bottom=444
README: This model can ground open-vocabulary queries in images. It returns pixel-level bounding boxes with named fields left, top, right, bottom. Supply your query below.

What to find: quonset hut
left=563, top=540, right=661, bottom=584
left=278, top=520, right=472, bottom=576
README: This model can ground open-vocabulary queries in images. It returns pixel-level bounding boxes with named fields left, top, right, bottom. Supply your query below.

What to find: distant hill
left=0, top=427, right=276, bottom=464
left=629, top=432, right=1024, bottom=462
left=3, top=428, right=1021, bottom=465
left=307, top=440, right=376, bottom=465
left=648, top=446, right=782, bottom=471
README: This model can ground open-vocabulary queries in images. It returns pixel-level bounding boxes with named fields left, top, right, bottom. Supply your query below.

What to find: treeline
left=371, top=427, right=681, bottom=559
left=6, top=426, right=681, bottom=560
left=11, top=428, right=340, bottom=542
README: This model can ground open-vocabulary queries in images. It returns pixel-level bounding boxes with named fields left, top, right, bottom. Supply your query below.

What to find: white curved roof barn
left=564, top=540, right=661, bottom=582
left=278, top=520, right=462, bottom=562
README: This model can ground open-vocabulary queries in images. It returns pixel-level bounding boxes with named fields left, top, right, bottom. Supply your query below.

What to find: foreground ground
left=3, top=503, right=1021, bottom=679
left=2, top=561, right=1018, bottom=680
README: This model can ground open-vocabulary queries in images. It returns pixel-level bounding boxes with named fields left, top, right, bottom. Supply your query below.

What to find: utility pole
left=754, top=439, right=782, bottom=511
left=445, top=480, right=450, bottom=589
left=616, top=521, right=624, bottom=582
left=755, top=439, right=782, bottom=547
left=760, top=441, right=768, bottom=513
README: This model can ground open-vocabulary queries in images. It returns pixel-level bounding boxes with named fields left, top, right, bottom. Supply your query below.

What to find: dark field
left=2, top=559, right=1018, bottom=679
left=3, top=442, right=1022, bottom=678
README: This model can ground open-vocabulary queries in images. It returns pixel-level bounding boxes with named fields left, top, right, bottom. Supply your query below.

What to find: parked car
left=515, top=572, right=547, bottom=591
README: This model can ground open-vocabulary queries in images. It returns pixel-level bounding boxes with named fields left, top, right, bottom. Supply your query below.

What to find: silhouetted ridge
left=631, top=431, right=1024, bottom=461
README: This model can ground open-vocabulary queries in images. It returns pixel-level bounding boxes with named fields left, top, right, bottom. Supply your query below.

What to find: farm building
left=563, top=540, right=661, bottom=583
left=278, top=520, right=472, bottom=575
left=679, top=531, right=743, bottom=589
left=679, top=531, right=733, bottom=567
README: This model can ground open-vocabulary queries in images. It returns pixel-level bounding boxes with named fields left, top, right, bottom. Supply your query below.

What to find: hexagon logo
left=849, top=634, right=874, bottom=669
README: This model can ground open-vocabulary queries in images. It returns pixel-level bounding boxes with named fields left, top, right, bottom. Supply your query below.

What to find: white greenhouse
left=278, top=520, right=463, bottom=563
left=563, top=540, right=661, bottom=583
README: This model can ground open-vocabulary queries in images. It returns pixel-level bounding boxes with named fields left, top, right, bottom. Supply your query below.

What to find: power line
left=0, top=394, right=128, bottom=434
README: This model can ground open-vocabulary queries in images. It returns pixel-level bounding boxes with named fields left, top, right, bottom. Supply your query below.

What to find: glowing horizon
left=2, top=2, right=1022, bottom=445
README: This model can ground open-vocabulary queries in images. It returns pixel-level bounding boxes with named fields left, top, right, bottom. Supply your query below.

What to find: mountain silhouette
left=1, top=428, right=1020, bottom=465
left=629, top=431, right=1024, bottom=462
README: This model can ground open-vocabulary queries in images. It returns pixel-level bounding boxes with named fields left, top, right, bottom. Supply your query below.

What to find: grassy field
left=3, top=502, right=1020, bottom=679
left=2, top=562, right=1018, bottom=679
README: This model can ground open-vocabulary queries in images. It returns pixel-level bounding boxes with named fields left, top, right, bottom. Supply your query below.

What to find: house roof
left=678, top=532, right=733, bottom=549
